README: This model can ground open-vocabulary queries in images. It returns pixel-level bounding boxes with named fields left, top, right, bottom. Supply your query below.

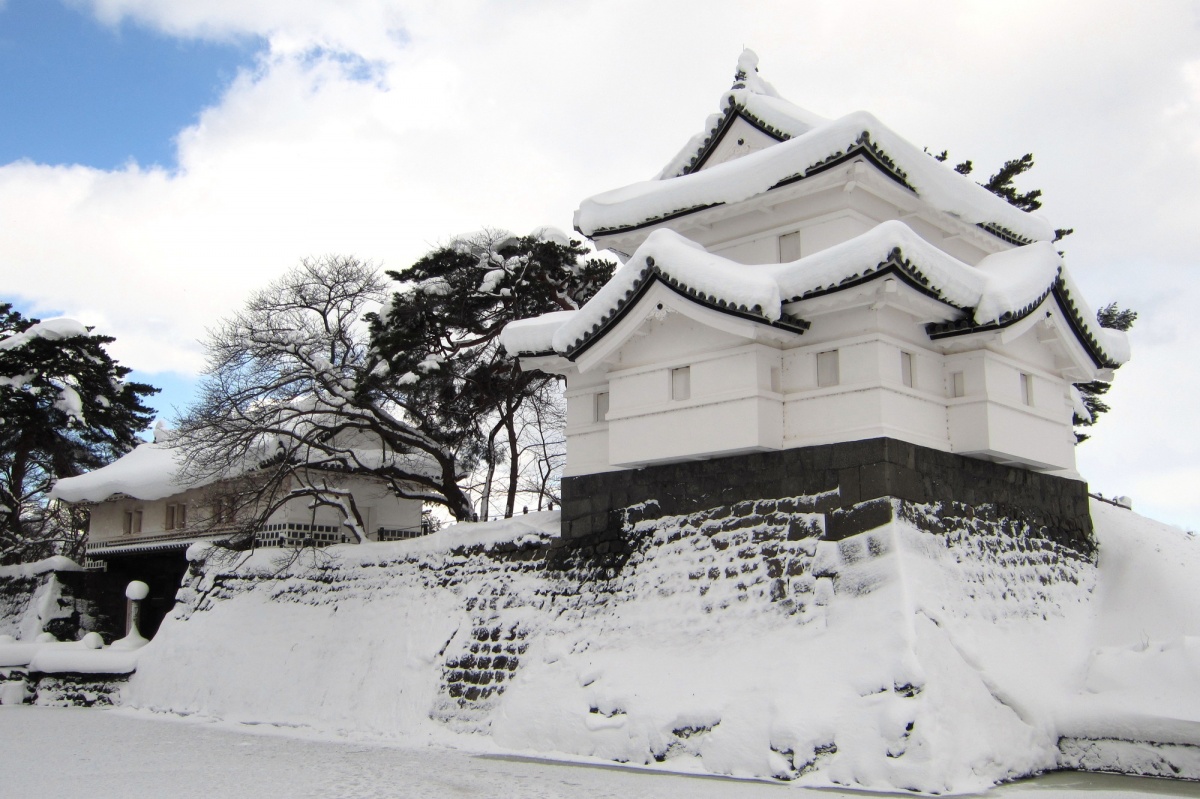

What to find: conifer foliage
left=1073, top=302, right=1138, bottom=443
left=176, top=256, right=459, bottom=538
left=368, top=231, right=613, bottom=519
left=180, top=238, right=613, bottom=529
left=0, top=304, right=157, bottom=563
left=933, top=149, right=1134, bottom=441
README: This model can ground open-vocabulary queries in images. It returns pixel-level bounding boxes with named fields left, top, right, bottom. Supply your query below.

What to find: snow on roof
left=499, top=310, right=578, bottom=357
left=51, top=411, right=447, bottom=505
left=501, top=224, right=1128, bottom=370
left=576, top=52, right=1054, bottom=246
left=656, top=49, right=828, bottom=180
left=50, top=441, right=194, bottom=503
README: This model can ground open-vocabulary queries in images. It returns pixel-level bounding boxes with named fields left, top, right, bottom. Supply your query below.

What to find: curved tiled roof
left=501, top=224, right=1128, bottom=372
left=577, top=53, right=1055, bottom=246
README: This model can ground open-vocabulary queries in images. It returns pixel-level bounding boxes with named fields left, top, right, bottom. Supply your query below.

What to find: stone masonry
left=560, top=437, right=1095, bottom=557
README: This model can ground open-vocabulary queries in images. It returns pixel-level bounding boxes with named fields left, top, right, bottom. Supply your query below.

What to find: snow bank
left=123, top=500, right=1199, bottom=792
left=26, top=646, right=141, bottom=675
left=0, top=556, right=81, bottom=580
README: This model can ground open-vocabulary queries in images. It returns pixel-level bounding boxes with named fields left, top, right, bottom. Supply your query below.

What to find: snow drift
left=125, top=499, right=1200, bottom=793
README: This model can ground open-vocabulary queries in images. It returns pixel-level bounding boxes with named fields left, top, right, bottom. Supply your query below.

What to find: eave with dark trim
left=584, top=135, right=955, bottom=242
left=783, top=247, right=970, bottom=311
left=560, top=255, right=809, bottom=361
left=522, top=238, right=1119, bottom=376
left=676, top=96, right=794, bottom=178
left=582, top=130, right=1035, bottom=252
left=926, top=274, right=1120, bottom=370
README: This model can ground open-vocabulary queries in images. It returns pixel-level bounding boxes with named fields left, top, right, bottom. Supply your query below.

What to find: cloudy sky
left=2, top=0, right=1198, bottom=530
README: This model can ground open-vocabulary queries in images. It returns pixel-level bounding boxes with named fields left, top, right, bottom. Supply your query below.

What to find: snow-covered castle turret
left=503, top=50, right=1127, bottom=479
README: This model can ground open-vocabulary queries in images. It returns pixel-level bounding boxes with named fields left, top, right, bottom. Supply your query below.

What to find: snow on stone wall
left=0, top=558, right=87, bottom=641
left=115, top=491, right=1200, bottom=794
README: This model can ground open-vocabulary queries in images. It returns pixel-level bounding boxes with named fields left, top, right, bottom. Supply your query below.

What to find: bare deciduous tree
left=177, top=256, right=477, bottom=535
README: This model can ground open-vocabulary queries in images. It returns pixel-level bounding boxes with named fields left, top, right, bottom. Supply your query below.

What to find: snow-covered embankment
left=126, top=500, right=1200, bottom=793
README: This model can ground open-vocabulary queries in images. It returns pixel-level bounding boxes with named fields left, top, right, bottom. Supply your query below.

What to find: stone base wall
left=0, top=669, right=127, bottom=707
left=152, top=488, right=1100, bottom=792
left=1058, top=737, right=1200, bottom=782
left=561, top=438, right=1094, bottom=555
left=0, top=569, right=103, bottom=642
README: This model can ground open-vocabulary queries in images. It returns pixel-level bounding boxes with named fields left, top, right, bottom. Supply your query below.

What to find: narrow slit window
left=165, top=504, right=176, bottom=530
left=671, top=366, right=691, bottom=401
left=950, top=371, right=965, bottom=398
left=123, top=511, right=133, bottom=535
left=778, top=230, right=802, bottom=262
left=1020, top=372, right=1034, bottom=406
left=816, top=350, right=839, bottom=388
left=594, top=391, right=610, bottom=423
left=131, top=510, right=142, bottom=534
left=900, top=351, right=914, bottom=388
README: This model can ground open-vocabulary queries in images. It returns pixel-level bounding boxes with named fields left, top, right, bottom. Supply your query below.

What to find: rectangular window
left=123, top=509, right=143, bottom=535
left=594, top=391, right=610, bottom=423
left=816, top=350, right=839, bottom=388
left=671, top=366, right=691, bottom=400
left=1020, top=372, right=1033, bottom=406
left=165, top=503, right=186, bottom=530
left=950, top=371, right=965, bottom=398
left=900, top=351, right=914, bottom=388
left=778, top=230, right=802, bottom=262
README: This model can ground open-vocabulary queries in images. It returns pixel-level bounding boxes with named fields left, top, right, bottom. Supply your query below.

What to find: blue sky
left=0, top=0, right=260, bottom=169
left=0, top=1, right=263, bottom=423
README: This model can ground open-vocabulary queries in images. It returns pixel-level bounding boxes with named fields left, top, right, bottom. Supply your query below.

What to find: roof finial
left=732, top=48, right=760, bottom=89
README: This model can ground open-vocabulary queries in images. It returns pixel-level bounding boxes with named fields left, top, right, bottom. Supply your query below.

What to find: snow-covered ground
left=1, top=706, right=1195, bottom=799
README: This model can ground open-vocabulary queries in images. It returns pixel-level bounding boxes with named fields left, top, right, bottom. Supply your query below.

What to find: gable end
left=562, top=257, right=810, bottom=361
left=787, top=248, right=974, bottom=312
left=679, top=97, right=794, bottom=177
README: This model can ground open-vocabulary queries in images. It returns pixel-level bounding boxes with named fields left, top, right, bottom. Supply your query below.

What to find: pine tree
left=368, top=231, right=614, bottom=519
left=0, top=304, right=157, bottom=563
left=1073, top=303, right=1137, bottom=443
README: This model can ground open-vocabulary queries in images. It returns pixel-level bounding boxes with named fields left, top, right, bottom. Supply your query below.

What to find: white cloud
left=73, top=0, right=411, bottom=58
left=5, top=0, right=1200, bottom=528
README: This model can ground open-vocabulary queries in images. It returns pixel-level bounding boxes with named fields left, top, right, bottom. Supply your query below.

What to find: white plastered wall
left=87, top=475, right=423, bottom=545
left=557, top=289, right=1082, bottom=476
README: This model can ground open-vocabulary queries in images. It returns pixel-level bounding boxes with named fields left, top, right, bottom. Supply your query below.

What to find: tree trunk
left=504, top=401, right=519, bottom=519
left=479, top=418, right=504, bottom=522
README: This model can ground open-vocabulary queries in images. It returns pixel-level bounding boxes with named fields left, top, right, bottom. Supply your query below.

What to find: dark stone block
left=892, top=465, right=927, bottom=504
left=857, top=462, right=893, bottom=501
left=834, top=467, right=859, bottom=506
left=826, top=498, right=895, bottom=541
